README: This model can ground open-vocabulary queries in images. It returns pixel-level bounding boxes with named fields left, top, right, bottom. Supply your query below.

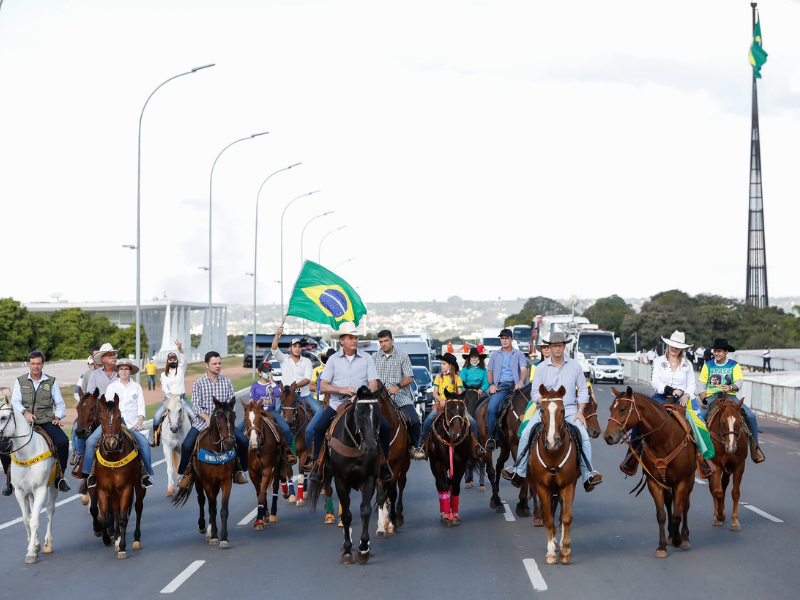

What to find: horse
left=463, top=386, right=487, bottom=492
left=162, top=395, right=192, bottom=497
left=172, top=397, right=238, bottom=549
left=0, top=397, right=58, bottom=564
left=73, top=388, right=102, bottom=505
left=279, top=382, right=312, bottom=507
left=474, top=383, right=532, bottom=517
left=308, top=386, right=387, bottom=564
left=706, top=393, right=748, bottom=531
left=242, top=401, right=282, bottom=530
left=604, top=386, right=695, bottom=558
left=526, top=386, right=581, bottom=565
left=375, top=383, right=411, bottom=538
left=427, top=389, right=471, bottom=526
left=90, top=395, right=145, bottom=559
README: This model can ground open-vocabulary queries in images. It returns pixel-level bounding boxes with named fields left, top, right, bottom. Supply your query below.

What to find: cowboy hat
left=112, top=358, right=139, bottom=375
left=462, top=347, right=487, bottom=361
left=711, top=338, right=736, bottom=352
left=94, top=342, right=120, bottom=364
left=330, top=321, right=363, bottom=340
left=661, top=330, right=692, bottom=349
left=320, top=348, right=336, bottom=364
left=548, top=332, right=572, bottom=344
left=534, top=335, right=551, bottom=350
left=435, top=353, right=459, bottom=371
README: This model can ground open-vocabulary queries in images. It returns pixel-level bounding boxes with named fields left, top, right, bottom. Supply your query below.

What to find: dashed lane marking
left=238, top=508, right=258, bottom=526
left=161, top=560, right=205, bottom=594
left=695, top=477, right=707, bottom=485
left=523, top=558, right=548, bottom=591
left=501, top=501, right=516, bottom=521
left=740, top=502, right=784, bottom=523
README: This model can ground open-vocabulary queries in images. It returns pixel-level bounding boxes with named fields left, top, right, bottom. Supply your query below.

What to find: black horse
left=308, top=386, right=387, bottom=564
left=463, top=386, right=487, bottom=491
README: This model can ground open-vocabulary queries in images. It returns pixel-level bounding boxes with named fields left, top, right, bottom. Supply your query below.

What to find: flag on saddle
left=286, top=260, right=366, bottom=329
left=686, top=402, right=714, bottom=460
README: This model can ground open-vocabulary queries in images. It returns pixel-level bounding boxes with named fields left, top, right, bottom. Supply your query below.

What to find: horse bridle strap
left=536, top=435, right=572, bottom=476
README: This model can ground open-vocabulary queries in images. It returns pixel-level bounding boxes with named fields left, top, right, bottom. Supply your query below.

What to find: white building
left=24, top=300, right=227, bottom=363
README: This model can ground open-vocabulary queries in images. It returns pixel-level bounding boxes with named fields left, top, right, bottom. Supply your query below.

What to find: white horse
left=161, top=396, right=192, bottom=496
left=0, top=398, right=58, bottom=564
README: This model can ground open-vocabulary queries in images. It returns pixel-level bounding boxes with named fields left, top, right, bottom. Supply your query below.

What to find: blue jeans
left=309, top=406, right=390, bottom=461
left=398, top=404, right=422, bottom=446
left=237, top=409, right=294, bottom=444
left=301, top=394, right=321, bottom=416
left=152, top=396, right=196, bottom=430
left=486, top=386, right=515, bottom=439
left=72, top=428, right=86, bottom=461
left=177, top=426, right=249, bottom=475
left=82, top=427, right=154, bottom=476
left=421, top=407, right=477, bottom=442
left=147, top=374, right=156, bottom=389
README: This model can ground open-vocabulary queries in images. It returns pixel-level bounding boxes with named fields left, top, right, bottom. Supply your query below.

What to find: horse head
left=443, top=389, right=467, bottom=443
left=75, top=388, right=102, bottom=439
left=211, top=397, right=237, bottom=452
left=280, top=382, right=299, bottom=427
left=463, top=385, right=482, bottom=416
left=538, top=385, right=567, bottom=450
left=99, top=394, right=123, bottom=453
left=165, top=396, right=185, bottom=434
left=240, top=400, right=264, bottom=450
left=585, top=387, right=601, bottom=439
left=0, top=396, right=16, bottom=440
left=354, top=386, right=381, bottom=455
left=717, top=393, right=746, bottom=455
left=604, top=386, right=638, bottom=445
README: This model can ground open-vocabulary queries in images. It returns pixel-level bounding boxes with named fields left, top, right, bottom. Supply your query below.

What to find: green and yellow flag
left=749, top=16, right=768, bottom=79
left=286, top=260, right=366, bottom=329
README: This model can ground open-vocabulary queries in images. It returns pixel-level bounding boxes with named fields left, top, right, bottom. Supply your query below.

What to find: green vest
left=17, top=373, right=56, bottom=425
left=80, top=367, right=96, bottom=394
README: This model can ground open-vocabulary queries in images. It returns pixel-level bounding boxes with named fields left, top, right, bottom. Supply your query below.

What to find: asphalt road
left=0, top=382, right=798, bottom=598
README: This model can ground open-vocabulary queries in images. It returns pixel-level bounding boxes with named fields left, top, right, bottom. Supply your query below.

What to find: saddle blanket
left=197, top=448, right=236, bottom=464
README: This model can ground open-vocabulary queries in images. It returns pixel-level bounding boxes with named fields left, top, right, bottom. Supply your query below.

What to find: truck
left=574, top=328, right=620, bottom=376
left=510, top=324, right=533, bottom=357
left=532, top=314, right=590, bottom=357
left=480, top=328, right=503, bottom=355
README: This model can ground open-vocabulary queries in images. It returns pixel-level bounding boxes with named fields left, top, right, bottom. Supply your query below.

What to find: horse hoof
left=479, top=485, right=486, bottom=492
left=209, top=538, right=219, bottom=546
left=81, top=495, right=89, bottom=506
left=376, top=531, right=386, bottom=539
left=731, top=523, right=741, bottom=532
left=516, top=506, right=531, bottom=518
left=559, top=552, right=571, bottom=564
left=465, top=481, right=473, bottom=489
left=198, top=526, right=207, bottom=534
left=25, top=556, right=36, bottom=564
left=220, top=541, right=229, bottom=549
left=340, top=553, right=355, bottom=565
left=117, top=551, right=127, bottom=560
left=395, top=517, right=404, bottom=529
left=254, top=524, right=264, bottom=531
left=679, top=540, right=691, bottom=549
left=103, top=537, right=113, bottom=547
left=270, top=515, right=278, bottom=523
left=43, top=544, right=53, bottom=554
left=545, top=555, right=557, bottom=565
left=656, top=549, right=668, bottom=558
left=296, top=500, right=305, bottom=508
left=534, top=518, right=544, bottom=527
left=133, top=541, right=142, bottom=550
left=166, top=487, right=174, bottom=497
left=288, top=495, right=296, bottom=503
left=495, top=505, right=506, bottom=514
left=354, top=550, right=370, bottom=564
left=713, top=520, right=724, bottom=527
left=386, top=524, right=395, bottom=534
left=489, top=499, right=497, bottom=509
left=325, top=514, right=335, bottom=524
left=93, top=530, right=103, bottom=538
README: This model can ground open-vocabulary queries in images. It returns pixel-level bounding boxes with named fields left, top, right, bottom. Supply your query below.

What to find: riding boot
left=57, top=477, right=71, bottom=492
left=78, top=477, right=88, bottom=495
left=233, top=457, right=248, bottom=484
left=2, top=471, right=12, bottom=496
left=177, top=462, right=193, bottom=490
left=284, top=441, right=298, bottom=466
left=696, top=451, right=715, bottom=479
left=749, top=436, right=766, bottom=463
left=471, top=433, right=486, bottom=458
left=150, top=420, right=161, bottom=448
left=619, top=444, right=641, bottom=477
left=300, top=453, right=314, bottom=473
left=69, top=448, right=78, bottom=466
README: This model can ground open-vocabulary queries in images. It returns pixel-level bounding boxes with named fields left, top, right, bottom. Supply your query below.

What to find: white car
left=589, top=356, right=624, bottom=384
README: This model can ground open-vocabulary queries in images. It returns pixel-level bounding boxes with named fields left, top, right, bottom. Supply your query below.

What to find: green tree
left=0, top=298, right=34, bottom=361
left=110, top=324, right=147, bottom=358
left=505, top=296, right=567, bottom=326
left=583, top=295, right=634, bottom=349
left=228, top=334, right=245, bottom=354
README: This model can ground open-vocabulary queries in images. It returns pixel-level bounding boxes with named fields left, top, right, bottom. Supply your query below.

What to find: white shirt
left=274, top=348, right=313, bottom=396
left=763, top=348, right=771, bottom=358
left=646, top=349, right=657, bottom=361
left=160, top=353, right=188, bottom=396
left=695, top=347, right=704, bottom=362
left=651, top=356, right=696, bottom=398
left=105, top=379, right=145, bottom=428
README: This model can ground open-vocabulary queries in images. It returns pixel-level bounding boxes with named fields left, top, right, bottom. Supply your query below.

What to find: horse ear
left=241, top=399, right=248, bottom=410
left=113, top=393, right=120, bottom=407
left=611, top=387, right=619, bottom=396
left=213, top=398, right=221, bottom=408
left=290, top=382, right=298, bottom=394
left=626, top=386, right=633, bottom=397
left=92, top=387, right=100, bottom=399
left=557, top=385, right=566, bottom=398
left=538, top=384, right=548, bottom=397
left=736, top=397, right=745, bottom=410
left=3, top=396, right=9, bottom=406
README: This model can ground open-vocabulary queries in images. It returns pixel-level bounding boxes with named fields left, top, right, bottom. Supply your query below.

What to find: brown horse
left=375, top=383, right=411, bottom=537
left=604, top=386, right=695, bottom=558
left=90, top=395, right=145, bottom=559
left=172, top=398, right=237, bottom=549
left=428, top=389, right=471, bottom=526
left=73, top=389, right=103, bottom=503
left=279, top=383, right=312, bottom=506
left=706, top=393, right=747, bottom=531
left=526, top=386, right=581, bottom=564
left=242, top=402, right=282, bottom=530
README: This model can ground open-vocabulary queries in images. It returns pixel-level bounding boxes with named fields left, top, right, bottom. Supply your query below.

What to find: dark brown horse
left=375, top=383, right=411, bottom=537
left=279, top=383, right=312, bottom=507
left=241, top=402, right=282, bottom=530
left=464, top=386, right=487, bottom=491
left=526, top=386, right=581, bottom=564
left=172, top=398, right=237, bottom=549
left=706, top=393, right=747, bottom=531
left=428, top=389, right=471, bottom=526
left=90, top=395, right=145, bottom=559
left=73, top=389, right=102, bottom=503
left=604, top=386, right=696, bottom=558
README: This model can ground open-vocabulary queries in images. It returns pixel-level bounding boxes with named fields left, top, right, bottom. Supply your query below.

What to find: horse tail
left=307, top=460, right=330, bottom=514
left=172, top=483, right=194, bottom=508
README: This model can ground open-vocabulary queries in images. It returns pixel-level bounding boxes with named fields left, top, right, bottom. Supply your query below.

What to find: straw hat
left=112, top=358, right=139, bottom=375
left=94, top=343, right=120, bottom=365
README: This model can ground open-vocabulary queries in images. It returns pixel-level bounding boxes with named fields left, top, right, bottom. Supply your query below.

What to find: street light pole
left=208, top=131, right=269, bottom=352
left=300, top=211, right=333, bottom=266
left=333, top=257, right=355, bottom=272
left=252, top=163, right=301, bottom=381
left=136, top=63, right=214, bottom=385
left=318, top=225, right=346, bottom=264
left=280, top=190, right=321, bottom=317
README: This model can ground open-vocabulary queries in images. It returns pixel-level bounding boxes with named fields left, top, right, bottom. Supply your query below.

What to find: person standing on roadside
left=695, top=344, right=706, bottom=372
left=271, top=327, right=320, bottom=416
left=485, top=328, right=528, bottom=451
left=145, top=358, right=157, bottom=391
left=762, top=345, right=772, bottom=373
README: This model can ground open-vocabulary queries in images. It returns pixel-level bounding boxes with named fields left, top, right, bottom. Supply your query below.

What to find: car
left=412, top=366, right=435, bottom=417
left=430, top=360, right=442, bottom=379
left=589, top=356, right=624, bottom=384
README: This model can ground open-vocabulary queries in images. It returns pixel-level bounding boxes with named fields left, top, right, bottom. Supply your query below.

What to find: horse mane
left=632, top=392, right=669, bottom=415
left=356, top=386, right=376, bottom=400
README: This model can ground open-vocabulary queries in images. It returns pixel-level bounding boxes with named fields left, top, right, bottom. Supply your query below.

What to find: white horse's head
left=165, top=397, right=185, bottom=434
left=0, top=397, right=15, bottom=438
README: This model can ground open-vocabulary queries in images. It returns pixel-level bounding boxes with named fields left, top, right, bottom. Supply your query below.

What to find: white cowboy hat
left=330, top=321, right=364, bottom=340
left=94, top=342, right=120, bottom=364
left=661, top=330, right=692, bottom=349
left=112, top=358, right=139, bottom=375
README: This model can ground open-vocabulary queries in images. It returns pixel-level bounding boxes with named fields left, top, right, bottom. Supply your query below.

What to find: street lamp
left=208, top=131, right=269, bottom=351
left=135, top=63, right=214, bottom=385
left=122, top=245, right=136, bottom=250
left=333, top=257, right=355, bottom=272
left=280, top=190, right=321, bottom=316
left=318, top=225, right=346, bottom=264
left=300, top=211, right=333, bottom=266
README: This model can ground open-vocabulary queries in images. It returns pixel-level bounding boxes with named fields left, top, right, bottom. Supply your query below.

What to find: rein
left=208, top=407, right=235, bottom=451
left=0, top=407, right=36, bottom=454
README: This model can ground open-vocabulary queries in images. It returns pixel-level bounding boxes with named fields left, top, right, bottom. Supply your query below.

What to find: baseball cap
left=291, top=338, right=302, bottom=345
left=499, top=328, right=513, bottom=338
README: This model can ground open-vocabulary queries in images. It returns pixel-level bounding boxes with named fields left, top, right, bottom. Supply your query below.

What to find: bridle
left=166, top=399, right=184, bottom=432
left=540, top=399, right=568, bottom=446
left=0, top=406, right=35, bottom=454
left=443, top=398, right=466, bottom=440
left=536, top=400, right=572, bottom=475
left=714, top=400, right=745, bottom=453
left=243, top=405, right=265, bottom=451
left=75, top=394, right=102, bottom=439
left=100, top=404, right=125, bottom=453
left=208, top=406, right=236, bottom=451
left=608, top=393, right=669, bottom=443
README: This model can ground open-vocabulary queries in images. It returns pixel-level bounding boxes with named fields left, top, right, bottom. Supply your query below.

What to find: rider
left=501, top=332, right=602, bottom=492
left=3, top=350, right=71, bottom=495
left=150, top=340, right=195, bottom=446
left=308, top=321, right=391, bottom=483
left=529, top=337, right=552, bottom=381
left=698, top=338, right=765, bottom=463
left=71, top=352, right=99, bottom=467
left=86, top=343, right=121, bottom=397
left=271, top=327, right=320, bottom=416
left=485, top=328, right=528, bottom=451
left=373, top=329, right=425, bottom=461
left=177, top=351, right=250, bottom=489
left=83, top=359, right=154, bottom=489
left=461, top=347, right=489, bottom=399
left=237, top=361, right=297, bottom=465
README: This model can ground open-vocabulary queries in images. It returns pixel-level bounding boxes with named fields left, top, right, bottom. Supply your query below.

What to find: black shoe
left=79, top=478, right=88, bottom=495
left=379, top=464, right=392, bottom=482
left=141, top=475, right=154, bottom=488
left=485, top=439, right=497, bottom=451
left=310, top=464, right=322, bottom=484
left=1, top=481, right=12, bottom=496
left=57, top=477, right=71, bottom=493
left=87, top=474, right=97, bottom=488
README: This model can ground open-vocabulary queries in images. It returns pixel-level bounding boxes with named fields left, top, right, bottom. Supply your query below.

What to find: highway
left=0, top=381, right=797, bottom=598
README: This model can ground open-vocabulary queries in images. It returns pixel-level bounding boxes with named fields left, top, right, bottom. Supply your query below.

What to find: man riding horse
left=485, top=328, right=528, bottom=451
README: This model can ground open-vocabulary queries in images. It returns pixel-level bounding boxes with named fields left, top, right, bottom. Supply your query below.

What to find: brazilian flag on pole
left=749, top=15, right=768, bottom=79
left=286, top=260, right=366, bottom=329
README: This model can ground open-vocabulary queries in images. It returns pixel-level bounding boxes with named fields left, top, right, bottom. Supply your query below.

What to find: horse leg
left=219, top=479, right=232, bottom=548
left=132, top=484, right=144, bottom=549
left=465, top=464, right=473, bottom=488
left=163, top=439, right=175, bottom=496
left=711, top=464, right=726, bottom=526
left=18, top=488, right=38, bottom=563
left=395, top=470, right=407, bottom=529
left=270, top=475, right=279, bottom=523
left=516, top=480, right=532, bottom=518
left=207, top=482, right=219, bottom=545
left=537, top=483, right=558, bottom=565
left=646, top=479, right=669, bottom=558
left=355, top=477, right=375, bottom=563
left=671, top=480, right=690, bottom=549
left=90, top=488, right=103, bottom=537
left=196, top=484, right=207, bottom=535
left=43, top=484, right=56, bottom=554
left=336, top=478, right=354, bottom=564
left=533, top=486, right=544, bottom=527
left=479, top=459, right=486, bottom=490
left=663, top=487, right=676, bottom=544
left=485, top=452, right=502, bottom=511
left=116, top=487, right=132, bottom=559
left=492, top=447, right=510, bottom=513
left=558, top=483, right=576, bottom=564
left=386, top=480, right=399, bottom=533
left=730, top=464, right=744, bottom=531
left=375, top=484, right=387, bottom=540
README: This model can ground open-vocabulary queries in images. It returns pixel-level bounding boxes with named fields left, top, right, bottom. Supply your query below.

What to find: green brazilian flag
left=286, top=260, right=366, bottom=329
left=749, top=16, right=768, bottom=79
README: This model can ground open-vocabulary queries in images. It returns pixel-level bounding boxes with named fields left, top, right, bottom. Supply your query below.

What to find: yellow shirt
left=311, top=364, right=324, bottom=384
left=145, top=362, right=157, bottom=376
left=434, top=373, right=463, bottom=398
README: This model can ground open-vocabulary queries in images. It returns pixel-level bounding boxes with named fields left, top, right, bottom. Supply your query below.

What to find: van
left=481, top=328, right=503, bottom=355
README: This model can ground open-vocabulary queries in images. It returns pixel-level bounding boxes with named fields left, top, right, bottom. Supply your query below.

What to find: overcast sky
left=1, top=1, right=798, bottom=308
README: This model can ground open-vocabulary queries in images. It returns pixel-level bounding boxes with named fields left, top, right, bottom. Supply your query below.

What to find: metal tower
left=746, top=2, right=768, bottom=307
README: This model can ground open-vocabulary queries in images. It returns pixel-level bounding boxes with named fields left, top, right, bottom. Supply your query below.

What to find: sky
left=1, top=1, right=798, bottom=308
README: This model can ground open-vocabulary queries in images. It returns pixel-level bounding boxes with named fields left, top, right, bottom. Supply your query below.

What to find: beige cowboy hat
left=112, top=358, right=139, bottom=375
left=94, top=342, right=120, bottom=364
left=548, top=332, right=572, bottom=345
left=330, top=321, right=364, bottom=340
left=661, top=330, right=692, bottom=349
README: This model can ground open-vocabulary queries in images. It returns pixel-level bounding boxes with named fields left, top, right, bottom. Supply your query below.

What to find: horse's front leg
left=730, top=463, right=744, bottom=531
left=116, top=486, right=132, bottom=559
left=219, top=479, right=232, bottom=548
left=336, top=477, right=354, bottom=564
left=163, top=439, right=176, bottom=496
left=89, top=487, right=103, bottom=537
left=355, top=476, right=375, bottom=564
left=133, top=483, right=144, bottom=550
left=196, top=484, right=207, bottom=535
left=206, top=482, right=219, bottom=545
left=558, top=482, right=576, bottom=564
left=516, top=480, right=532, bottom=518
left=647, top=479, right=669, bottom=558
left=396, top=470, right=407, bottom=528
left=537, top=482, right=558, bottom=565
left=710, top=462, right=726, bottom=525
left=375, top=483, right=387, bottom=539
left=492, top=447, right=510, bottom=513
left=484, top=451, right=501, bottom=510
left=43, top=484, right=57, bottom=554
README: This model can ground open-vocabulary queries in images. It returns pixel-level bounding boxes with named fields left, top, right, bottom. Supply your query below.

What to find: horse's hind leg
left=537, top=483, right=558, bottom=565
left=89, top=488, right=103, bottom=537
left=163, top=441, right=176, bottom=496
left=395, top=470, right=407, bottom=528
left=479, top=459, right=486, bottom=489
left=485, top=453, right=502, bottom=511
left=375, top=488, right=387, bottom=540
left=116, top=489, right=132, bottom=559
left=43, top=486, right=57, bottom=554
left=516, top=481, right=532, bottom=518
left=207, top=484, right=219, bottom=545
left=336, top=478, right=354, bottom=564
left=196, top=484, right=207, bottom=535
left=730, top=464, right=744, bottom=531
left=558, top=484, right=576, bottom=564
left=674, top=479, right=691, bottom=548
left=270, top=475, right=279, bottom=522
left=355, top=478, right=376, bottom=563
left=710, top=465, right=726, bottom=525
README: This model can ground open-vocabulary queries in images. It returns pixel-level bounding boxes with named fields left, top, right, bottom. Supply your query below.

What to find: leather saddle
left=33, top=425, right=62, bottom=480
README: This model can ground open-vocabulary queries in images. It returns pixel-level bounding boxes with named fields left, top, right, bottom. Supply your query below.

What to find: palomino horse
left=604, top=386, right=695, bottom=558
left=279, top=383, right=312, bottom=507
left=172, top=398, right=238, bottom=549
left=463, top=386, right=487, bottom=492
left=474, top=383, right=533, bottom=517
left=162, top=396, right=192, bottom=496
left=706, top=393, right=748, bottom=531
left=0, top=398, right=58, bottom=564
left=73, top=388, right=103, bottom=504
left=375, top=383, right=411, bottom=538
left=526, top=386, right=581, bottom=565
left=308, top=387, right=387, bottom=564
left=428, top=389, right=471, bottom=526
left=91, top=395, right=145, bottom=559
left=242, top=402, right=282, bottom=530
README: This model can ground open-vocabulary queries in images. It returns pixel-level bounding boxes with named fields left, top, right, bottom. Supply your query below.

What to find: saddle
left=32, top=425, right=62, bottom=481
left=647, top=406, right=715, bottom=480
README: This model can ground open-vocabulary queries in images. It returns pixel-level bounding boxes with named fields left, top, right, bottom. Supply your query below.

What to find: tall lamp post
left=280, top=190, right=321, bottom=316
left=318, top=225, right=346, bottom=264
left=136, top=63, right=214, bottom=384
left=300, top=211, right=333, bottom=266
left=333, top=257, right=355, bottom=272
left=208, top=131, right=269, bottom=352
left=251, top=163, right=301, bottom=381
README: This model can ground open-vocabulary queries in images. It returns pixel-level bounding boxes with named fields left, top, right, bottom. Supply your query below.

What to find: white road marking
left=500, top=501, right=516, bottom=521
left=740, top=503, right=783, bottom=523
left=161, top=560, right=205, bottom=594
left=238, top=508, right=258, bottom=526
left=0, top=493, right=82, bottom=531
left=694, top=477, right=707, bottom=485
left=153, top=458, right=166, bottom=467
left=523, top=558, right=548, bottom=591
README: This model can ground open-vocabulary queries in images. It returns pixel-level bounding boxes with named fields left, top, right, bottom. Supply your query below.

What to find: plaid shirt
left=191, top=373, right=235, bottom=431
left=374, top=347, right=414, bottom=407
